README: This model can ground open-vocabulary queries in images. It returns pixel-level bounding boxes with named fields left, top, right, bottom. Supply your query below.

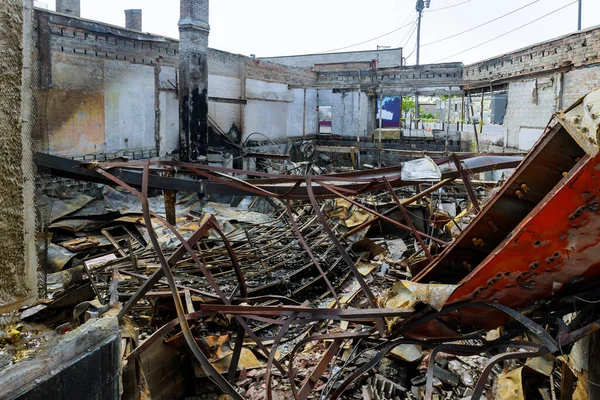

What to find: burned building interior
left=3, top=0, right=600, bottom=399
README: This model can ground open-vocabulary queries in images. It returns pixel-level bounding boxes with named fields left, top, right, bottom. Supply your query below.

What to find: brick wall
left=122, top=339, right=187, bottom=400
left=55, top=0, right=79, bottom=17
left=34, top=8, right=318, bottom=159
left=125, top=9, right=142, bottom=32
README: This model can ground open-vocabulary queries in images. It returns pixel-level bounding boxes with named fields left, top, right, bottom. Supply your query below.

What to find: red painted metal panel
left=444, top=151, right=600, bottom=328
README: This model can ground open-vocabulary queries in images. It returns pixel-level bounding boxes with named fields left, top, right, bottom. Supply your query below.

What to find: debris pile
left=3, top=91, right=600, bottom=400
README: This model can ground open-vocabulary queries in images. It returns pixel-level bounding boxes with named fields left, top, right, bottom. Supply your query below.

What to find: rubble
left=4, top=91, right=600, bottom=399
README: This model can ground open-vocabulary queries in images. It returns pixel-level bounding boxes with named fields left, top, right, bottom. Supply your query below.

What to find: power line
left=385, top=21, right=416, bottom=48
left=319, top=19, right=416, bottom=53
left=422, top=0, right=541, bottom=48
left=435, top=0, right=578, bottom=62
left=401, top=23, right=419, bottom=48
left=426, top=0, right=471, bottom=13
left=405, top=36, right=420, bottom=61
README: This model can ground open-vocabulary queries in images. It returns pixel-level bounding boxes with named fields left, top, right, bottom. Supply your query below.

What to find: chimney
left=124, top=9, right=142, bottom=31
left=178, top=0, right=210, bottom=162
left=56, top=0, right=80, bottom=17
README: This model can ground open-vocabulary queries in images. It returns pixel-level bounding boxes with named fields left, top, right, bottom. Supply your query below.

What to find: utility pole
left=578, top=0, right=582, bottom=30
left=414, top=0, right=430, bottom=128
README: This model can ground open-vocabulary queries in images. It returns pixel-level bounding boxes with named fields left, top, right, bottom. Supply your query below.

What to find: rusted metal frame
left=206, top=217, right=248, bottom=298
left=399, top=302, right=558, bottom=353
left=265, top=310, right=301, bottom=400
left=451, top=154, right=481, bottom=213
left=286, top=199, right=341, bottom=307
left=99, top=159, right=405, bottom=183
left=344, top=178, right=456, bottom=237
left=471, top=345, right=546, bottom=399
left=329, top=337, right=435, bottom=400
left=288, top=331, right=375, bottom=400
left=305, top=175, right=386, bottom=335
left=200, top=304, right=413, bottom=320
left=101, top=227, right=129, bottom=257
left=183, top=165, right=280, bottom=198
left=424, top=341, right=535, bottom=400
left=558, top=319, right=600, bottom=348
left=298, top=339, right=343, bottom=399
left=319, top=180, right=448, bottom=246
left=138, top=162, right=243, bottom=399
left=82, top=260, right=107, bottom=305
left=97, top=167, right=235, bottom=303
left=96, top=165, right=287, bottom=375
left=148, top=222, right=288, bottom=375
left=117, top=216, right=219, bottom=319
left=383, top=177, right=434, bottom=261
left=119, top=270, right=220, bottom=300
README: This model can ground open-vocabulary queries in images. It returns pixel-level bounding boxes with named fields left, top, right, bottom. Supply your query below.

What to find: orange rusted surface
left=446, top=151, right=600, bottom=328
left=408, top=91, right=600, bottom=332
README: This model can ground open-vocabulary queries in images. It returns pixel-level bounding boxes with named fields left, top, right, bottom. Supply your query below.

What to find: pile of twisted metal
left=5, top=91, right=600, bottom=400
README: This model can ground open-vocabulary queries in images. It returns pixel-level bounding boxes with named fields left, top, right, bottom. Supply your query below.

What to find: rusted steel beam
left=320, top=180, right=448, bottom=246
left=199, top=304, right=413, bottom=320
left=305, top=175, right=387, bottom=335
left=383, top=177, right=434, bottom=262
left=298, top=339, right=343, bottom=399
left=138, top=163, right=242, bottom=399
left=414, top=122, right=586, bottom=286
left=345, top=177, right=456, bottom=237
left=286, top=199, right=341, bottom=307
left=451, top=154, right=481, bottom=213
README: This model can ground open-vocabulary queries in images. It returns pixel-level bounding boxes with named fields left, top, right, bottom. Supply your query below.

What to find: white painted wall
left=243, top=100, right=289, bottom=141
left=104, top=60, right=156, bottom=152
left=159, top=91, right=179, bottom=155
left=317, top=89, right=368, bottom=137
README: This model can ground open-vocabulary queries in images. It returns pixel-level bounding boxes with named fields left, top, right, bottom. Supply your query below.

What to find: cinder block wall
left=463, top=27, right=600, bottom=82
left=463, top=26, right=600, bottom=150
left=122, top=339, right=187, bottom=400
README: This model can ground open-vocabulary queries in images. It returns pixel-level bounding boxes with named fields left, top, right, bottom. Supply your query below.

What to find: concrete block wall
left=317, top=89, right=369, bottom=137
left=463, top=26, right=600, bottom=82
left=462, top=25, right=600, bottom=151
left=562, top=66, right=600, bottom=106
left=504, top=77, right=558, bottom=149
left=259, top=47, right=403, bottom=69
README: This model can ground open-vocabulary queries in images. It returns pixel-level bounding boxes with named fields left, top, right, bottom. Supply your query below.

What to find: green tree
left=401, top=97, right=415, bottom=114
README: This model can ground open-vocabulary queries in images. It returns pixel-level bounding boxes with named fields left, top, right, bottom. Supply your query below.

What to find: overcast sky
left=38, top=0, right=599, bottom=65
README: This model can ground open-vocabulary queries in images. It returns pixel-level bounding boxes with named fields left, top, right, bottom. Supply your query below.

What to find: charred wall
left=0, top=0, right=38, bottom=313
left=33, top=9, right=319, bottom=159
